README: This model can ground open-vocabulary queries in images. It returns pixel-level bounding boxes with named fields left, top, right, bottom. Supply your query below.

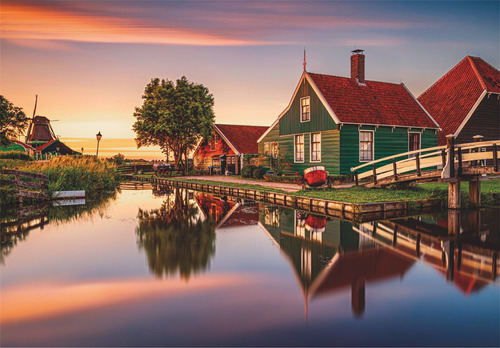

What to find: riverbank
left=137, top=174, right=499, bottom=209
left=0, top=157, right=121, bottom=205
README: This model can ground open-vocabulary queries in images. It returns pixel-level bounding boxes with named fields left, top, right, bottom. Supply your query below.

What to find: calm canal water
left=1, top=186, right=499, bottom=347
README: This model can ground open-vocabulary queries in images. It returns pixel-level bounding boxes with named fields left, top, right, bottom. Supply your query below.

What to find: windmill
left=25, top=95, right=59, bottom=147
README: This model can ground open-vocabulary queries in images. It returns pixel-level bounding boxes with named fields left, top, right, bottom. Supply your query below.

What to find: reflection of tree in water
left=0, top=190, right=118, bottom=264
left=136, top=188, right=216, bottom=281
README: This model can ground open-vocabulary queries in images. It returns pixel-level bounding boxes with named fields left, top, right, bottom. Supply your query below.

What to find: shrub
left=264, top=153, right=287, bottom=175
left=241, top=165, right=256, bottom=178
left=111, top=153, right=126, bottom=165
left=0, top=151, right=31, bottom=160
left=252, top=167, right=266, bottom=179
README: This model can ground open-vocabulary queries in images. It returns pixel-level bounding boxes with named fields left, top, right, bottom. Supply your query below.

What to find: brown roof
left=308, top=72, right=438, bottom=128
left=418, top=56, right=500, bottom=145
left=214, top=124, right=268, bottom=154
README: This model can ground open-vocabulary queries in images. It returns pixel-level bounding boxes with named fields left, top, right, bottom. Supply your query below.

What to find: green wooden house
left=258, top=50, right=440, bottom=175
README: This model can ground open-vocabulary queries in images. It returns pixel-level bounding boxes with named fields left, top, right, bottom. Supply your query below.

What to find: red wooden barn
left=193, top=124, right=267, bottom=174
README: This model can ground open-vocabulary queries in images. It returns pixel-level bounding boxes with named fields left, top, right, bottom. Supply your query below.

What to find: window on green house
left=300, top=97, right=310, bottom=122
left=310, top=133, right=321, bottom=162
left=295, top=134, right=304, bottom=162
left=264, top=142, right=269, bottom=155
left=359, top=130, right=373, bottom=162
left=408, top=132, right=421, bottom=158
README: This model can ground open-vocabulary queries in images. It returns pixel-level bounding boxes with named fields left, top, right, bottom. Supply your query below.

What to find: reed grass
left=2, top=156, right=121, bottom=199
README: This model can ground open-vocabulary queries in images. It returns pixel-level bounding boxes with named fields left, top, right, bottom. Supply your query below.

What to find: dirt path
left=182, top=175, right=301, bottom=192
left=181, top=175, right=355, bottom=192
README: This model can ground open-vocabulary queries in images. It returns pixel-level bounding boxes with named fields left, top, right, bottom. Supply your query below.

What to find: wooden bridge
left=351, top=136, right=499, bottom=209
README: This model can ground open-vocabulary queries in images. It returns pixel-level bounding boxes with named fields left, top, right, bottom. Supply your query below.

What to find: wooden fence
left=0, top=168, right=49, bottom=204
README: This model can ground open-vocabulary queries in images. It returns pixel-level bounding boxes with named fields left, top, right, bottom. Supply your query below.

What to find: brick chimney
left=351, top=49, right=365, bottom=83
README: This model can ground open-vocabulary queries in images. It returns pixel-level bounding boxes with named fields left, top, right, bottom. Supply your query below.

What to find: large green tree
left=0, top=96, right=28, bottom=146
left=133, top=76, right=215, bottom=170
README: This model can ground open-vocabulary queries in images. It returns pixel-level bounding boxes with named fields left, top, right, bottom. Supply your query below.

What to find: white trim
left=294, top=134, right=305, bottom=163
left=359, top=129, right=374, bottom=163
left=305, top=73, right=341, bottom=124
left=309, top=132, right=321, bottom=163
left=300, top=96, right=311, bottom=123
left=213, top=124, right=240, bottom=155
left=408, top=131, right=421, bottom=158
left=401, top=83, right=442, bottom=130
left=454, top=90, right=487, bottom=139
left=257, top=71, right=341, bottom=143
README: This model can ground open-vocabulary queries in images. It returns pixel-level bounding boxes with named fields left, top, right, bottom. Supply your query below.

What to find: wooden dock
left=150, top=177, right=441, bottom=223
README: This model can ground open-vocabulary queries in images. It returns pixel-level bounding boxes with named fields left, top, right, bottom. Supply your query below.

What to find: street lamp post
left=96, top=131, right=102, bottom=157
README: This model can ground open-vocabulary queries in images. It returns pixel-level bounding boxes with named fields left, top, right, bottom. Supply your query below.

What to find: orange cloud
left=1, top=275, right=256, bottom=324
left=0, top=2, right=265, bottom=46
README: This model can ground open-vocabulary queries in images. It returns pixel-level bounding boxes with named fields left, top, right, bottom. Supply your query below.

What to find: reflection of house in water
left=216, top=201, right=259, bottom=230
left=194, top=192, right=237, bottom=224
left=258, top=205, right=415, bottom=317
left=310, top=247, right=415, bottom=316
left=354, top=209, right=499, bottom=295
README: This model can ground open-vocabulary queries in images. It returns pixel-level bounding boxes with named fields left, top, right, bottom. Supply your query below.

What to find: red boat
left=305, top=214, right=327, bottom=233
left=298, top=166, right=331, bottom=188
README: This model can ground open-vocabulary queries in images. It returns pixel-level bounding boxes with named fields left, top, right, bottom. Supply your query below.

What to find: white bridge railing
left=351, top=138, right=500, bottom=186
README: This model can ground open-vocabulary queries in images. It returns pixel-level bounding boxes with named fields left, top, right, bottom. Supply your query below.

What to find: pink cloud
left=0, top=2, right=267, bottom=46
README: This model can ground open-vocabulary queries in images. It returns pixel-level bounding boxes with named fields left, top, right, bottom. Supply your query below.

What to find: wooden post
left=15, top=168, right=22, bottom=207
left=415, top=153, right=421, bottom=176
left=416, top=234, right=421, bottom=257
left=492, top=253, right=498, bottom=280
left=493, top=143, right=498, bottom=172
left=372, top=164, right=377, bottom=184
left=448, top=209, right=460, bottom=234
left=469, top=176, right=481, bottom=207
left=448, top=179, right=461, bottom=209
left=392, top=159, right=398, bottom=181
left=457, top=147, right=462, bottom=176
left=392, top=225, right=398, bottom=246
left=446, top=135, right=455, bottom=178
left=441, top=149, right=446, bottom=168
left=354, top=170, right=358, bottom=186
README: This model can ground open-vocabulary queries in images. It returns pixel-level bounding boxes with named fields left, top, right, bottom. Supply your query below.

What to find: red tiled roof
left=215, top=124, right=268, bottom=154
left=36, top=139, right=57, bottom=152
left=308, top=72, right=437, bottom=128
left=418, top=56, right=500, bottom=145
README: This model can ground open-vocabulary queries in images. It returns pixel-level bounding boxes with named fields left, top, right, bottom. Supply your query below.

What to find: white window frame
left=294, top=134, right=305, bottom=163
left=300, top=96, right=310, bottom=123
left=359, top=130, right=374, bottom=162
left=408, top=132, right=421, bottom=158
left=310, top=132, right=321, bottom=163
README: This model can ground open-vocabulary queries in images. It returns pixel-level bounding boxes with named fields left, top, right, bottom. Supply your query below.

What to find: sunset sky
left=1, top=0, right=499, bottom=159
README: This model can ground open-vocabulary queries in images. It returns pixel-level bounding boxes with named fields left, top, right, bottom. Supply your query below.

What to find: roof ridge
left=418, top=56, right=472, bottom=99
left=215, top=123, right=268, bottom=128
left=467, top=56, right=487, bottom=90
left=309, top=71, right=406, bottom=87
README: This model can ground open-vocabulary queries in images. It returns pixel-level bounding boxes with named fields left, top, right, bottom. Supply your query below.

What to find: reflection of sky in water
left=1, top=190, right=498, bottom=347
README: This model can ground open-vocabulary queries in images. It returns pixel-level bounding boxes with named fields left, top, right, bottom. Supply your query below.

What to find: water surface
left=1, top=188, right=498, bottom=346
